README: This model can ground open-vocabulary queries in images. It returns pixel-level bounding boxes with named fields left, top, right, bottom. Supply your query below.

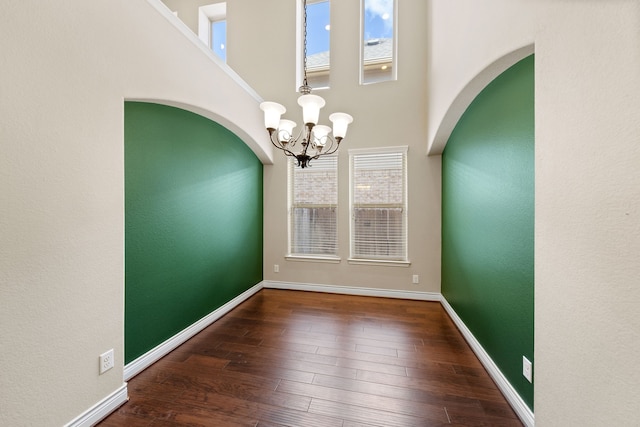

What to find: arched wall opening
left=128, top=97, right=272, bottom=165
left=441, top=54, right=535, bottom=416
left=124, top=101, right=264, bottom=367
left=428, top=44, right=534, bottom=155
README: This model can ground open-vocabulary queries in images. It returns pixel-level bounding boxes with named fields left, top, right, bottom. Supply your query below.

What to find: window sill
left=347, top=258, right=411, bottom=267
left=285, top=255, right=341, bottom=264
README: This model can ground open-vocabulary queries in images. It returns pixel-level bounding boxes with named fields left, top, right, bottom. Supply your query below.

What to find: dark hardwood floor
left=98, top=289, right=522, bottom=426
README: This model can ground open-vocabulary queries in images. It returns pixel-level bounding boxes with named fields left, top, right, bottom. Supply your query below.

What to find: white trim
left=146, top=0, right=261, bottom=102
left=263, top=280, right=440, bottom=301
left=427, top=44, right=534, bottom=156
left=124, top=283, right=263, bottom=381
left=65, top=384, right=128, bottom=427
left=198, top=3, right=226, bottom=48
left=285, top=255, right=342, bottom=263
left=347, top=258, right=411, bottom=267
left=440, top=296, right=535, bottom=427
left=348, top=145, right=409, bottom=156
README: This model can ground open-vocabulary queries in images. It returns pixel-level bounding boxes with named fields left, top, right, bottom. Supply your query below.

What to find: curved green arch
left=124, top=101, right=263, bottom=363
left=442, top=55, right=534, bottom=409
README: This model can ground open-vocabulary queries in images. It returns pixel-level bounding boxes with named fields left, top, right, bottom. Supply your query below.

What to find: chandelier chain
left=302, top=0, right=309, bottom=89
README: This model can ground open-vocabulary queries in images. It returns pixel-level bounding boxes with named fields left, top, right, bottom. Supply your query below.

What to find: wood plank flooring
left=98, top=289, right=523, bottom=426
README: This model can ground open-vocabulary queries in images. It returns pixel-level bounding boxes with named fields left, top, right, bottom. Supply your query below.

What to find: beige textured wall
left=222, top=0, right=442, bottom=292
left=0, top=0, right=265, bottom=424
left=426, top=0, right=535, bottom=154
left=426, top=1, right=640, bottom=422
left=534, top=0, right=640, bottom=424
left=3, top=0, right=639, bottom=424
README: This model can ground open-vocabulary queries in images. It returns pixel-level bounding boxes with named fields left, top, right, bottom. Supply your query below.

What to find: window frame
left=198, top=3, right=227, bottom=62
left=286, top=155, right=341, bottom=263
left=348, top=146, right=409, bottom=266
left=360, top=0, right=398, bottom=85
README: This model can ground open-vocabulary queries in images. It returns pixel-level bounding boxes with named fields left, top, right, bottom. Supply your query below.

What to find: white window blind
left=350, top=148, right=407, bottom=261
left=289, top=156, right=338, bottom=256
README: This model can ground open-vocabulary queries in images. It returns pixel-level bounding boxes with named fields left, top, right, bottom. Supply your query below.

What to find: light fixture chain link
left=303, top=0, right=308, bottom=87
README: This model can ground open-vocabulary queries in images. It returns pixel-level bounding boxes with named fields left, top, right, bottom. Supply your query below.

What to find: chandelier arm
left=268, top=130, right=302, bottom=159
left=275, top=143, right=300, bottom=159
left=308, top=135, right=339, bottom=157
left=320, top=139, right=341, bottom=156
left=287, top=125, right=307, bottom=150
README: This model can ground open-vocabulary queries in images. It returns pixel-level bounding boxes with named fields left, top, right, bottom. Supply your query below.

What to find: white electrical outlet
left=412, top=274, right=419, bottom=284
left=100, top=349, right=114, bottom=375
left=274, top=264, right=279, bottom=273
left=522, top=356, right=532, bottom=382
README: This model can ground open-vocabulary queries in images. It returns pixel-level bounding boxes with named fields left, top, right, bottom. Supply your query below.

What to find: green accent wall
left=442, top=55, right=534, bottom=409
left=124, top=102, right=263, bottom=363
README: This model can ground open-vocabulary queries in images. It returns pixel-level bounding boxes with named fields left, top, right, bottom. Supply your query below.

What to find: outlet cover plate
left=522, top=356, right=532, bottom=382
left=100, top=349, right=114, bottom=375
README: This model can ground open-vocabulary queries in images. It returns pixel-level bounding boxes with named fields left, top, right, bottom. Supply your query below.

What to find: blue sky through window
left=305, top=0, right=394, bottom=55
left=363, top=0, right=393, bottom=41
left=306, top=2, right=330, bottom=55
left=212, top=20, right=226, bottom=61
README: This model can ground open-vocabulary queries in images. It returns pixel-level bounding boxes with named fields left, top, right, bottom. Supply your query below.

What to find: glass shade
left=260, top=102, right=286, bottom=129
left=312, top=125, right=331, bottom=146
left=329, top=112, right=353, bottom=139
left=278, top=119, right=297, bottom=142
left=297, top=94, right=326, bottom=125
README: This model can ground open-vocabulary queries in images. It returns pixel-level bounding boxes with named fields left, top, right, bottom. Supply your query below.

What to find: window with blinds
left=350, top=147, right=407, bottom=261
left=288, top=156, right=338, bottom=256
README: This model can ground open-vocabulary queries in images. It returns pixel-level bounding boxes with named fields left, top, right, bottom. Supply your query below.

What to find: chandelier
left=259, top=0, right=353, bottom=168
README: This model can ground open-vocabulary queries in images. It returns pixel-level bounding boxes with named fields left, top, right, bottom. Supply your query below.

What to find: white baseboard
left=124, top=282, right=263, bottom=381
left=65, top=383, right=128, bottom=427
left=262, top=280, right=441, bottom=301
left=440, top=297, right=535, bottom=427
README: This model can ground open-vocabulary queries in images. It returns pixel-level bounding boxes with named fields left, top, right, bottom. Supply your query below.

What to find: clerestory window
left=299, top=0, right=331, bottom=90
left=198, top=3, right=227, bottom=62
left=211, top=19, right=227, bottom=61
left=361, top=0, right=396, bottom=84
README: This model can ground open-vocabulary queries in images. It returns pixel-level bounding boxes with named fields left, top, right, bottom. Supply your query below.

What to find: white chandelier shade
left=328, top=112, right=353, bottom=139
left=259, top=97, right=353, bottom=168
left=260, top=102, right=286, bottom=130
left=259, top=99, right=352, bottom=141
left=258, top=0, right=353, bottom=168
left=277, top=119, right=297, bottom=143
left=297, top=94, right=325, bottom=125
left=312, top=125, right=331, bottom=146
